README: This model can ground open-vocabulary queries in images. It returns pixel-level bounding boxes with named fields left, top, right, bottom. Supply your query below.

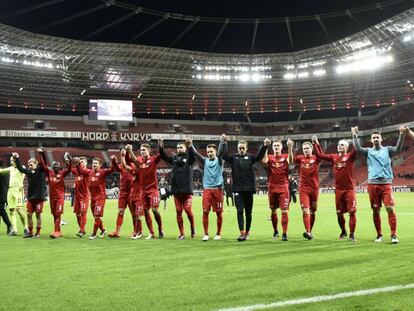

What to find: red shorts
left=50, top=198, right=64, bottom=216
left=202, top=188, right=224, bottom=212
left=140, top=189, right=160, bottom=210
left=368, top=184, right=395, bottom=209
left=299, top=187, right=319, bottom=211
left=174, top=194, right=193, bottom=212
left=91, top=199, right=106, bottom=217
left=335, top=189, right=356, bottom=213
left=74, top=198, right=88, bottom=215
left=27, top=200, right=44, bottom=214
left=268, top=189, right=290, bottom=210
left=131, top=198, right=144, bottom=217
left=118, top=196, right=131, bottom=210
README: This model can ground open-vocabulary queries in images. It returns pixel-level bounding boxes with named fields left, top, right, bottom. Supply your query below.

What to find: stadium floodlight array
left=0, top=7, right=414, bottom=114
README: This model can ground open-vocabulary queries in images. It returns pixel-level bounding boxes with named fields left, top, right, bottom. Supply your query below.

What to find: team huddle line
left=0, top=126, right=413, bottom=243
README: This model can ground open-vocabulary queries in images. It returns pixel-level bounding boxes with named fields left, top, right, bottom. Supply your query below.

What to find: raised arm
left=252, top=138, right=271, bottom=164
left=261, top=149, right=269, bottom=168
left=287, top=139, right=294, bottom=164
left=120, top=149, right=132, bottom=172
left=185, top=138, right=196, bottom=165
left=351, top=127, right=368, bottom=156
left=312, top=136, right=334, bottom=162
left=13, top=153, right=30, bottom=175
left=37, top=148, right=50, bottom=175
left=125, top=144, right=139, bottom=165
left=158, top=138, right=173, bottom=165
left=191, top=145, right=206, bottom=164
left=219, top=134, right=233, bottom=163
left=387, top=126, right=406, bottom=156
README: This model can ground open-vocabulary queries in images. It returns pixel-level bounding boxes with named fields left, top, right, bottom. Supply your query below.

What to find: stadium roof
left=1, top=0, right=413, bottom=54
left=0, top=1, right=414, bottom=118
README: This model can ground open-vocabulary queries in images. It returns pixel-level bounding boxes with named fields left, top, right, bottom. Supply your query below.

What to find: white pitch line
left=216, top=283, right=414, bottom=311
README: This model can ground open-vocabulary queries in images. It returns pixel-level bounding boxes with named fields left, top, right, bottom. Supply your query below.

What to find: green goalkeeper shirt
left=0, top=166, right=25, bottom=189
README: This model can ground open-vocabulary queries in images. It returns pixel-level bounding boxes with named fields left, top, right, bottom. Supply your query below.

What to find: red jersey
left=129, top=163, right=141, bottom=199
left=88, top=167, right=114, bottom=201
left=72, top=164, right=90, bottom=200
left=314, top=144, right=357, bottom=190
left=38, top=153, right=71, bottom=200
left=114, top=163, right=133, bottom=198
left=294, top=155, right=320, bottom=190
left=137, top=155, right=161, bottom=191
left=267, top=154, right=289, bottom=191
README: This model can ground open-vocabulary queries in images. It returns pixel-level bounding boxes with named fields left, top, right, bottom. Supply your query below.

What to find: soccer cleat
left=282, top=233, right=288, bottom=241
left=339, top=231, right=348, bottom=240
left=303, top=232, right=313, bottom=240
left=273, top=231, right=279, bottom=239
left=237, top=235, right=246, bottom=242
left=6, top=227, right=12, bottom=235
left=245, top=232, right=250, bottom=240
left=158, top=231, right=164, bottom=239
left=76, top=231, right=86, bottom=238
left=374, top=234, right=383, bottom=242
left=34, top=234, right=40, bottom=238
left=202, top=235, right=209, bottom=241
left=108, top=231, right=120, bottom=238
left=145, top=234, right=154, bottom=240
left=391, top=235, right=399, bottom=244
left=23, top=231, right=32, bottom=238
left=177, top=235, right=185, bottom=240
left=131, top=232, right=143, bottom=240
left=99, top=230, right=107, bottom=238
left=89, top=233, right=97, bottom=240
left=53, top=231, right=63, bottom=238
left=49, top=232, right=57, bottom=239
left=214, top=235, right=221, bottom=241
left=349, top=234, right=356, bottom=242
left=8, top=230, right=18, bottom=236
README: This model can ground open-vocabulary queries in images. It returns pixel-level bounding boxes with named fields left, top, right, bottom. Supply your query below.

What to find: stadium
left=1, top=0, right=414, bottom=310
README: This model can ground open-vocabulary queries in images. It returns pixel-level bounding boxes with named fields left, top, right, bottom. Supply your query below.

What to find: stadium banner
left=0, top=130, right=81, bottom=138
left=81, top=132, right=151, bottom=142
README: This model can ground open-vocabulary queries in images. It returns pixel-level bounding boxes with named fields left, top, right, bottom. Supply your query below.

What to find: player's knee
left=302, top=208, right=310, bottom=215
left=118, top=209, right=125, bottom=215
left=385, top=206, right=395, bottom=213
left=281, top=209, right=288, bottom=214
left=151, top=208, right=158, bottom=214
left=270, top=208, right=277, bottom=214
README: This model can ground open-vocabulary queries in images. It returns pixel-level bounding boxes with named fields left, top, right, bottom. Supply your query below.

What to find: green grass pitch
left=1, top=192, right=414, bottom=311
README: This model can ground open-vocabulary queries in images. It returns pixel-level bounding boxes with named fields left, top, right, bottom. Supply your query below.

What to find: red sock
left=134, top=218, right=143, bottom=233
left=153, top=211, right=163, bottom=232
left=216, top=212, right=223, bottom=235
left=76, top=215, right=81, bottom=227
left=54, top=215, right=61, bottom=232
left=80, top=214, right=87, bottom=233
left=116, top=213, right=124, bottom=232
left=310, top=212, right=316, bottom=231
left=337, top=213, right=346, bottom=232
left=349, top=213, right=356, bottom=235
left=177, top=211, right=184, bottom=235
left=271, top=213, right=278, bottom=232
left=202, top=211, right=209, bottom=235
left=303, top=214, right=311, bottom=232
left=99, top=218, right=104, bottom=232
left=388, top=212, right=397, bottom=236
left=93, top=219, right=100, bottom=235
left=281, top=212, right=289, bottom=234
left=35, top=226, right=41, bottom=235
left=28, top=225, right=33, bottom=234
left=186, top=210, right=195, bottom=232
left=373, top=212, right=382, bottom=235
left=144, top=211, right=154, bottom=235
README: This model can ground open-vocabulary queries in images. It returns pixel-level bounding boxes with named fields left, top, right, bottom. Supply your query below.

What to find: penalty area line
left=216, top=283, right=414, bottom=311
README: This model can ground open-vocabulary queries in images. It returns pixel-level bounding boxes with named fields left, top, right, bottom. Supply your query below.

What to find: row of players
left=0, top=125, right=413, bottom=242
